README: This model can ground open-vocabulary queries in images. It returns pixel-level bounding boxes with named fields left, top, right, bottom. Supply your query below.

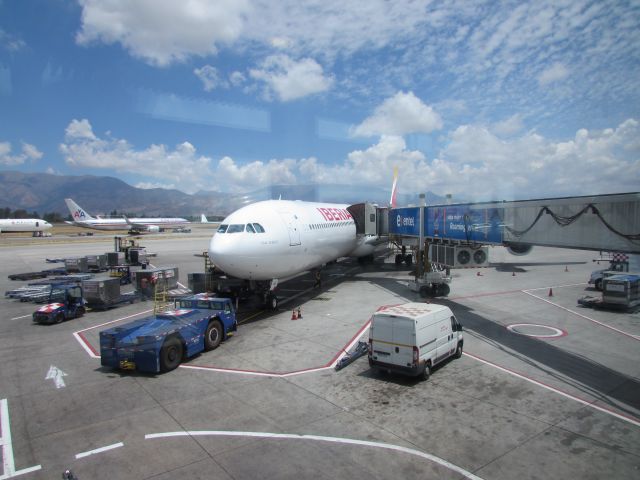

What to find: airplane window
left=253, top=223, right=265, bottom=233
left=246, top=223, right=256, bottom=233
left=217, top=224, right=228, bottom=233
left=227, top=224, right=245, bottom=233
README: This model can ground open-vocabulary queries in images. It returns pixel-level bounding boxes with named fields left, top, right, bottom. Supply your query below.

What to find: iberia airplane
left=208, top=171, right=398, bottom=309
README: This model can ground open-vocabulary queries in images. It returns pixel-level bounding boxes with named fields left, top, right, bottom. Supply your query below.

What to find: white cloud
left=538, top=62, right=569, bottom=86
left=0, top=29, right=26, bottom=52
left=194, top=65, right=227, bottom=91
left=491, top=114, right=525, bottom=137
left=249, top=55, right=334, bottom=101
left=229, top=71, right=246, bottom=87
left=352, top=91, right=443, bottom=137
left=59, top=118, right=215, bottom=194
left=76, top=0, right=250, bottom=66
left=0, top=141, right=42, bottom=165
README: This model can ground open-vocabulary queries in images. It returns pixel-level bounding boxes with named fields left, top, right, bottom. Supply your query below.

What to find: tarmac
left=0, top=226, right=639, bottom=479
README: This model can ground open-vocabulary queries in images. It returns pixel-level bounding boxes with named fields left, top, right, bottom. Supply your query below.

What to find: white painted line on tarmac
left=75, top=442, right=124, bottom=459
left=9, top=315, right=30, bottom=321
left=522, top=290, right=640, bottom=341
left=0, top=399, right=42, bottom=480
left=145, top=430, right=485, bottom=480
left=463, top=352, right=640, bottom=428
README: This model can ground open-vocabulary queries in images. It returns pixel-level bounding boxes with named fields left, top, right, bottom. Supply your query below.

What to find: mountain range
left=0, top=171, right=444, bottom=217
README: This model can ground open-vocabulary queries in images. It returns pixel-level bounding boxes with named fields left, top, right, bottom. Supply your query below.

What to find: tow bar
left=335, top=341, right=368, bottom=371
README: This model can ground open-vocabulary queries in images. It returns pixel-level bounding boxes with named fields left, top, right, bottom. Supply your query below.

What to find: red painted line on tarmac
left=464, top=351, right=640, bottom=428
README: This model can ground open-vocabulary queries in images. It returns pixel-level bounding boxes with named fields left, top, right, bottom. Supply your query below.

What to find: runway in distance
left=208, top=172, right=399, bottom=309
left=65, top=198, right=189, bottom=233
left=0, top=218, right=52, bottom=233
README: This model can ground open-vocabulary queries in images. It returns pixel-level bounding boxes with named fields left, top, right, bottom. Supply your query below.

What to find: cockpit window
left=226, top=224, right=245, bottom=233
left=252, top=223, right=265, bottom=233
left=217, top=224, right=228, bottom=233
left=245, top=223, right=256, bottom=233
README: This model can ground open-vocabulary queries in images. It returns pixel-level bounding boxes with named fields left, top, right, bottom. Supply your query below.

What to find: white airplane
left=201, top=214, right=212, bottom=223
left=0, top=218, right=52, bottom=234
left=65, top=198, right=189, bottom=233
left=208, top=173, right=398, bottom=309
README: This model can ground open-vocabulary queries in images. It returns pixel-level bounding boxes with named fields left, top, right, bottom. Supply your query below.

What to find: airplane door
left=278, top=212, right=301, bottom=246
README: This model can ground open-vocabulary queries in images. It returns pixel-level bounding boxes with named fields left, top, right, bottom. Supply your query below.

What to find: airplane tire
left=160, top=337, right=183, bottom=372
left=267, top=294, right=278, bottom=310
left=404, top=255, right=413, bottom=266
left=395, top=254, right=403, bottom=265
left=204, top=320, right=223, bottom=351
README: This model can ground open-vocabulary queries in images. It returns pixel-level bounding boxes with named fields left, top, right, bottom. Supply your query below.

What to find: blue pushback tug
left=100, top=294, right=237, bottom=373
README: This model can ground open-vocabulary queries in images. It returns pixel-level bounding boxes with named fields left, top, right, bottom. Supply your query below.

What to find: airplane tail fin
left=201, top=214, right=209, bottom=223
left=65, top=198, right=94, bottom=221
left=390, top=167, right=399, bottom=208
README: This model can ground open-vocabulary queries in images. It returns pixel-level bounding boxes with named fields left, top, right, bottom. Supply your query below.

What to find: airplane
left=201, top=214, right=212, bottom=223
left=0, top=218, right=52, bottom=234
left=208, top=174, right=399, bottom=310
left=64, top=198, right=190, bottom=234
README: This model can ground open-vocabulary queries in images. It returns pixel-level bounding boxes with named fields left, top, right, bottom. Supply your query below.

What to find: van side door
left=435, top=316, right=451, bottom=364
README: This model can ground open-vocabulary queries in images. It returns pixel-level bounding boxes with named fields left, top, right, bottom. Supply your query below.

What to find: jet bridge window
left=226, top=224, right=245, bottom=233
left=217, top=224, right=228, bottom=233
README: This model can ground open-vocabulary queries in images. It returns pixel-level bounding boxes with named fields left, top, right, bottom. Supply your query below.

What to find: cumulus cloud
left=352, top=91, right=443, bottom=137
left=0, top=141, right=43, bottom=165
left=59, top=118, right=215, bottom=193
left=249, top=55, right=334, bottom=101
left=0, top=29, right=26, bottom=52
left=75, top=0, right=250, bottom=66
left=491, top=114, right=525, bottom=137
left=194, top=65, right=227, bottom=91
left=538, top=62, right=569, bottom=86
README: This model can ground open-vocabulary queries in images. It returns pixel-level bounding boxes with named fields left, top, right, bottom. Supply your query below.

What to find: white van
left=368, top=303, right=463, bottom=380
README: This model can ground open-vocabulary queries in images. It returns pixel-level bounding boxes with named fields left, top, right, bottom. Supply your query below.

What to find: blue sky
left=1, top=0, right=639, bottom=201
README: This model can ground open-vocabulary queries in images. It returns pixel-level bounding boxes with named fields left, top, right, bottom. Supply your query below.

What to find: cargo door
left=278, top=212, right=301, bottom=246
left=435, top=316, right=453, bottom=363
left=392, top=317, right=415, bottom=367
left=370, top=315, right=394, bottom=363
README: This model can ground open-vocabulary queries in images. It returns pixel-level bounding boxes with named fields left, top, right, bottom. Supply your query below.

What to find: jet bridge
left=389, top=192, right=639, bottom=254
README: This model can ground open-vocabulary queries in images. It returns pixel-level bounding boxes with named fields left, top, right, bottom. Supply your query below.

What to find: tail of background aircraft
left=65, top=198, right=94, bottom=221
left=201, top=214, right=209, bottom=223
left=390, top=167, right=399, bottom=208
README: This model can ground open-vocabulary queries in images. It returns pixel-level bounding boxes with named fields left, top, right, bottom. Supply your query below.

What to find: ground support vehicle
left=579, top=273, right=640, bottom=311
left=32, top=285, right=85, bottom=324
left=368, top=303, right=463, bottom=380
left=408, top=269, right=452, bottom=297
left=100, top=295, right=237, bottom=373
left=588, top=260, right=629, bottom=291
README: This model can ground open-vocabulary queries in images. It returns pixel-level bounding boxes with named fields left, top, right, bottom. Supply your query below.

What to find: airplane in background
left=201, top=214, right=212, bottom=223
left=65, top=198, right=189, bottom=234
left=208, top=174, right=398, bottom=309
left=0, top=218, right=52, bottom=234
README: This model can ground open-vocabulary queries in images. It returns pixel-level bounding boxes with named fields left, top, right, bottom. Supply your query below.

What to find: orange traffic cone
left=291, top=309, right=298, bottom=320
left=548, top=288, right=553, bottom=297
left=297, top=307, right=302, bottom=319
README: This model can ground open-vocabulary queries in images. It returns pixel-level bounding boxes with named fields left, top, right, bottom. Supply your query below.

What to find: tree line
left=0, top=207, right=69, bottom=223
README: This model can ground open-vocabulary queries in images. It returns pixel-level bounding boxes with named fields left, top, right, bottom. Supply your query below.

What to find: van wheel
left=421, top=363, right=431, bottom=381
left=595, top=279, right=603, bottom=291
left=454, top=342, right=463, bottom=359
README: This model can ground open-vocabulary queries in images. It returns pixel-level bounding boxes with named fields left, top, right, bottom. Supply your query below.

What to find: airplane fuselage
left=209, top=200, right=370, bottom=281
left=0, top=218, right=52, bottom=233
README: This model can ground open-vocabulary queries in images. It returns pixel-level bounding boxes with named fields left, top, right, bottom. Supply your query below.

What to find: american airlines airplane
left=208, top=175, right=397, bottom=310
left=65, top=198, right=189, bottom=233
left=0, top=218, right=52, bottom=234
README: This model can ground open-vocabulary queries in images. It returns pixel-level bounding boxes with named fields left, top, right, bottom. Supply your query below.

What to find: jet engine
left=505, top=242, right=533, bottom=256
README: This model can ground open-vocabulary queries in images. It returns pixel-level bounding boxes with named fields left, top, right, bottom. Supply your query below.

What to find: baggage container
left=65, top=257, right=88, bottom=273
left=132, top=266, right=179, bottom=293
left=107, top=252, right=125, bottom=266
left=82, top=277, right=121, bottom=307
left=86, top=254, right=108, bottom=272
left=603, top=273, right=640, bottom=308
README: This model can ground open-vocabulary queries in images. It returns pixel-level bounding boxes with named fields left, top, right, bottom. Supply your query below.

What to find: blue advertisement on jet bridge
left=389, top=207, right=421, bottom=237
left=426, top=205, right=504, bottom=244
